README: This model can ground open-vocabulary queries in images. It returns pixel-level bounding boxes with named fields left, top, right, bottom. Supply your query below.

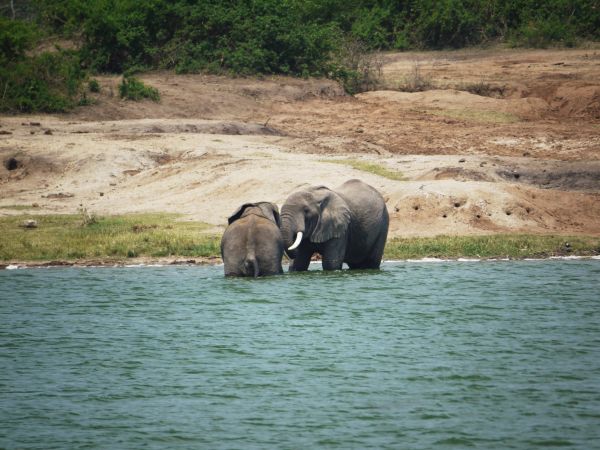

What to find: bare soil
left=1, top=48, right=599, bottom=237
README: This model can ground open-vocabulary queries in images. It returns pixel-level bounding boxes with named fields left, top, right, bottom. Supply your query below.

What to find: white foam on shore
left=385, top=255, right=599, bottom=263
left=6, top=264, right=21, bottom=270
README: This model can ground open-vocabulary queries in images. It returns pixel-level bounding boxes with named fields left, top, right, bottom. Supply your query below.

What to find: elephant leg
left=289, top=246, right=312, bottom=272
left=321, top=238, right=346, bottom=271
left=349, top=230, right=387, bottom=270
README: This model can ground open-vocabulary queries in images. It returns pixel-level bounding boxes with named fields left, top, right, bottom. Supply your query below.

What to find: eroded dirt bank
left=1, top=48, right=599, bottom=237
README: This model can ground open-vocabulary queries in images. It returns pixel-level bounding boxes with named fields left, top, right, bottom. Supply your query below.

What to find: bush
left=0, top=50, right=86, bottom=113
left=0, top=17, right=38, bottom=63
left=88, top=78, right=100, bottom=92
left=118, top=76, right=160, bottom=101
left=330, top=37, right=383, bottom=94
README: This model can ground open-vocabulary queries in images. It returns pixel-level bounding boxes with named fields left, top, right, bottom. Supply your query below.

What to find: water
left=1, top=261, right=599, bottom=449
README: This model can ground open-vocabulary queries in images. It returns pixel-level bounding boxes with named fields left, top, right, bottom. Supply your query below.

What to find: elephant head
left=280, top=186, right=351, bottom=258
left=227, top=201, right=281, bottom=227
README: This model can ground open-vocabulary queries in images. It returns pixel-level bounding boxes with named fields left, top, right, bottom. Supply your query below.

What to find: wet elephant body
left=280, top=179, right=389, bottom=271
left=221, top=202, right=284, bottom=277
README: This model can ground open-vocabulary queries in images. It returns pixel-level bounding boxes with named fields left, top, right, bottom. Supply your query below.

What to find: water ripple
left=1, top=261, right=599, bottom=449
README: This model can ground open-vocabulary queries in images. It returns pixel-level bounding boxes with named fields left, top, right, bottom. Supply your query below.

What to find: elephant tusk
left=287, top=231, right=303, bottom=251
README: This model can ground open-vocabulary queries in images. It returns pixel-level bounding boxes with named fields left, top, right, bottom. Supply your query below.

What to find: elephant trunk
left=280, top=212, right=303, bottom=258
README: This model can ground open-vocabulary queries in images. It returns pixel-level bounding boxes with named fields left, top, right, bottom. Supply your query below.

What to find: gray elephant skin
left=281, top=179, right=389, bottom=271
left=221, top=202, right=284, bottom=277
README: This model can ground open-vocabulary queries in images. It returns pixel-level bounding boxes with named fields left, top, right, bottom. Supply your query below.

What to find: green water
left=1, top=261, right=599, bottom=449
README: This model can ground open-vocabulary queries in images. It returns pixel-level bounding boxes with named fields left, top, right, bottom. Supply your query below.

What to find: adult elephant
left=221, top=202, right=284, bottom=277
left=281, top=179, right=389, bottom=271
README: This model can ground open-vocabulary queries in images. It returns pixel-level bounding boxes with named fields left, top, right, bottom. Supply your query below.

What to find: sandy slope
left=1, top=48, right=599, bottom=237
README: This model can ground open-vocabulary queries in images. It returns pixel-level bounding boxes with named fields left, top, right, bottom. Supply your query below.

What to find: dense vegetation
left=1, top=0, right=599, bottom=111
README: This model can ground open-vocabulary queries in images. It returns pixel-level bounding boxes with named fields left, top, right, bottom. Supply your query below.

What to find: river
left=1, top=260, right=599, bottom=449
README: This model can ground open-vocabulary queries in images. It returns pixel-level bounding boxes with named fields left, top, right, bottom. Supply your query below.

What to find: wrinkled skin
left=221, top=202, right=284, bottom=277
left=280, top=179, right=389, bottom=271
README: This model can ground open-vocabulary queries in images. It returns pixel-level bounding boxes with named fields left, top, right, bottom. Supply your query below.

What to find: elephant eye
left=303, top=206, right=310, bottom=214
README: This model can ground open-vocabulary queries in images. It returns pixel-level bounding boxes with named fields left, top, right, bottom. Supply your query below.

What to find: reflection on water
left=1, top=261, right=599, bottom=449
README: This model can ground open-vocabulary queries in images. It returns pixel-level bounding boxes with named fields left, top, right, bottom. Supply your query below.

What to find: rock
left=21, top=219, right=38, bottom=228
left=458, top=158, right=466, bottom=163
left=44, top=129, right=53, bottom=135
left=0, top=130, right=12, bottom=135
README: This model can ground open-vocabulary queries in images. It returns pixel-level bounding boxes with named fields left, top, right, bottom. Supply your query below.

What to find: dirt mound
left=68, top=119, right=282, bottom=136
left=551, top=85, right=600, bottom=119
left=497, top=166, right=600, bottom=191
left=357, top=89, right=549, bottom=120
left=71, top=73, right=345, bottom=122
left=1, top=48, right=599, bottom=239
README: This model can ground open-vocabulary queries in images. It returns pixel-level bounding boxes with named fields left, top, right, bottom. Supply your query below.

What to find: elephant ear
left=227, top=203, right=255, bottom=225
left=311, top=188, right=351, bottom=243
left=256, top=202, right=281, bottom=227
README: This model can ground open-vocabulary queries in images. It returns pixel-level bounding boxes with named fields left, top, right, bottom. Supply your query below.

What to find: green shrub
left=88, top=78, right=100, bottom=92
left=0, top=17, right=38, bottom=64
left=0, top=50, right=86, bottom=113
left=118, top=76, right=160, bottom=101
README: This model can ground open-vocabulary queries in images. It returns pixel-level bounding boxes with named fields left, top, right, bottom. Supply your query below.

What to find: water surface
left=1, top=261, right=599, bottom=449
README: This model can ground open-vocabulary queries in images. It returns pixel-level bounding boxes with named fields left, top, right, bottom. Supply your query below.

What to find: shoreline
left=3, top=254, right=599, bottom=270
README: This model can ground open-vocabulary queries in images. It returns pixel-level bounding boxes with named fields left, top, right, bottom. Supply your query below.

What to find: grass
left=1, top=214, right=598, bottom=263
left=384, top=235, right=600, bottom=260
left=0, top=213, right=219, bottom=262
left=421, top=108, right=520, bottom=124
left=322, top=159, right=406, bottom=181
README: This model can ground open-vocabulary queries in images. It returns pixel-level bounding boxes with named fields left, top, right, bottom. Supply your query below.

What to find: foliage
left=88, top=78, right=100, bottom=92
left=0, top=48, right=86, bottom=113
left=0, top=16, right=38, bottom=63
left=118, top=76, right=160, bottom=101
left=1, top=0, right=600, bottom=111
left=330, top=37, right=383, bottom=94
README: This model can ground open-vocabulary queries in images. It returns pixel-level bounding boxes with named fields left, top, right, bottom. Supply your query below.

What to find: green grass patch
left=322, top=159, right=406, bottom=181
left=2, top=214, right=598, bottom=263
left=384, top=235, right=600, bottom=260
left=0, top=214, right=219, bottom=262
left=421, top=108, right=520, bottom=124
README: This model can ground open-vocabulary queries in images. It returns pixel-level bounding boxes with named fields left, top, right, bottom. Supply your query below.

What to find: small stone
left=21, top=219, right=38, bottom=228
left=32, top=203, right=39, bottom=208
left=99, top=192, right=104, bottom=196
left=44, top=129, right=53, bottom=135
left=459, top=158, right=466, bottom=163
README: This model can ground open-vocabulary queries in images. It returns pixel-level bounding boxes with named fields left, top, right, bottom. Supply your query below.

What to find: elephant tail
left=244, top=256, right=259, bottom=278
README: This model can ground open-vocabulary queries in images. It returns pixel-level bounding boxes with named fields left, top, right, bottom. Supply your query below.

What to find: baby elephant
left=221, top=202, right=284, bottom=277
